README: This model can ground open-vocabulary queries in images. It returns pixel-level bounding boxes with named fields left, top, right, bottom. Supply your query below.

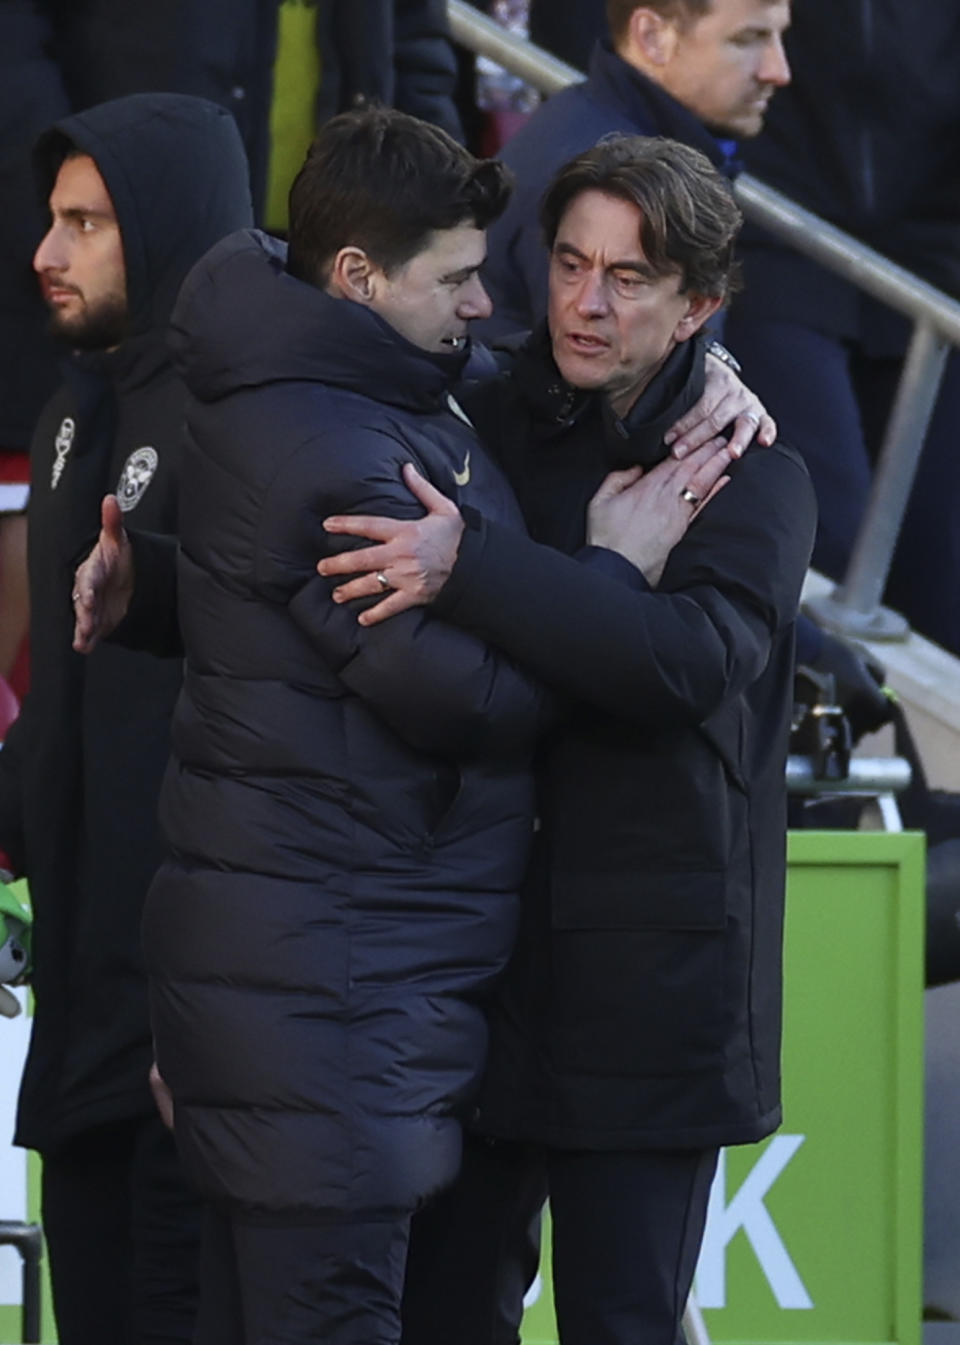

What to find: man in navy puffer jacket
left=140, top=108, right=547, bottom=1345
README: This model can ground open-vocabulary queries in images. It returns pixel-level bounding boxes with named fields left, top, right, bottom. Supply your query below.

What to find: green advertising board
left=0, top=833, right=924, bottom=1343
left=521, top=831, right=925, bottom=1345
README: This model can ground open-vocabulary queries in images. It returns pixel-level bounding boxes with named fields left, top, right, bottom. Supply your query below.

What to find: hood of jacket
left=170, top=228, right=471, bottom=412
left=34, top=92, right=254, bottom=340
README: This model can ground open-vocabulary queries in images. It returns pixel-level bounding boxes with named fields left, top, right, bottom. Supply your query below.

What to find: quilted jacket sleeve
left=432, top=444, right=817, bottom=726
left=256, top=427, right=551, bottom=762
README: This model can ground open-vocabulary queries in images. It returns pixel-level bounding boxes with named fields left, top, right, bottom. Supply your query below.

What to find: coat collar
left=586, top=41, right=742, bottom=179
left=512, top=324, right=708, bottom=470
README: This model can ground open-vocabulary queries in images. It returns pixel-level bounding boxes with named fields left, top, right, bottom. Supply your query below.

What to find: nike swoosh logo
left=453, top=451, right=471, bottom=487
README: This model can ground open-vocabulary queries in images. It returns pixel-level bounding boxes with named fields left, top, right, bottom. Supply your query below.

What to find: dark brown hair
left=540, top=134, right=742, bottom=300
left=287, top=106, right=512, bottom=287
left=605, top=0, right=711, bottom=47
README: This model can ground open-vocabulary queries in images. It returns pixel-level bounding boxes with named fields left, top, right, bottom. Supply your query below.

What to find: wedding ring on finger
left=680, top=487, right=701, bottom=507
left=375, top=571, right=391, bottom=593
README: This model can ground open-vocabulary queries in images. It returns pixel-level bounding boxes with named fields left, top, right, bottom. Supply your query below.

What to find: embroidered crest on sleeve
left=51, top=417, right=75, bottom=490
left=116, top=446, right=159, bottom=513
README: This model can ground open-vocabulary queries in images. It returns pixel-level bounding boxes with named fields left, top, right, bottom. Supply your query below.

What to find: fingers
left=758, top=413, right=777, bottom=446
left=692, top=475, right=731, bottom=518
left=665, top=405, right=726, bottom=457
left=101, top=492, right=124, bottom=541
left=72, top=606, right=98, bottom=654
left=318, top=540, right=391, bottom=578
left=357, top=588, right=421, bottom=627
left=402, top=462, right=459, bottom=515
left=72, top=555, right=103, bottom=653
left=725, top=411, right=764, bottom=458
left=322, top=515, right=407, bottom=544
left=330, top=572, right=391, bottom=604
left=679, top=442, right=737, bottom=501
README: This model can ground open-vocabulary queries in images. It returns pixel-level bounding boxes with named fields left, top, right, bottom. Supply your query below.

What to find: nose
left=760, top=33, right=791, bottom=87
left=460, top=273, right=493, bottom=321
left=34, top=221, right=65, bottom=274
left=574, top=268, right=610, bottom=319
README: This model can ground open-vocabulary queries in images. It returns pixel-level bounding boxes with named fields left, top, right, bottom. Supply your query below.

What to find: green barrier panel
left=0, top=834, right=925, bottom=1342
left=521, top=831, right=925, bottom=1345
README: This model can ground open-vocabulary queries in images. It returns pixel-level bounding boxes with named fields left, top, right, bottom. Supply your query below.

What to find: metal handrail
left=448, top=0, right=959, bottom=641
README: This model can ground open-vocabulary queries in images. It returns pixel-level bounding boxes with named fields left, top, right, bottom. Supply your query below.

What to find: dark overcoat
left=431, top=331, right=818, bottom=1149
left=144, top=231, right=543, bottom=1219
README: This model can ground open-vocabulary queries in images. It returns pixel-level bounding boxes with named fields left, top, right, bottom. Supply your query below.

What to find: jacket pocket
left=551, top=868, right=726, bottom=932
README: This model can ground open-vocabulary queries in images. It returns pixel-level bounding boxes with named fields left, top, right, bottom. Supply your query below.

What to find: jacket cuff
left=433, top=506, right=487, bottom=618
left=576, top=545, right=652, bottom=592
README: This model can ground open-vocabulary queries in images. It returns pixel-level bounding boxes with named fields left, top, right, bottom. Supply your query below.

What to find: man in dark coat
left=0, top=93, right=253, bottom=1343
left=138, top=107, right=549, bottom=1345
left=317, top=134, right=818, bottom=1345
left=478, top=0, right=791, bottom=338
left=725, top=0, right=960, bottom=653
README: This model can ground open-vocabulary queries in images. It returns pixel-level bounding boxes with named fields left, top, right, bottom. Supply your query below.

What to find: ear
left=673, top=292, right=724, bottom=343
left=326, top=245, right=379, bottom=305
left=626, top=7, right=681, bottom=67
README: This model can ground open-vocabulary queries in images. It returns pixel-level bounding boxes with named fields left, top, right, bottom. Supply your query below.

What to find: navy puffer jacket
left=143, top=230, right=542, bottom=1220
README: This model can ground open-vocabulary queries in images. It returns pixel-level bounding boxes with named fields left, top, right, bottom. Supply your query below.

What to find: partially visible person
left=726, top=0, right=960, bottom=653
left=266, top=0, right=465, bottom=225
left=316, top=134, right=817, bottom=1345
left=478, top=0, right=791, bottom=337
left=0, top=2, right=67, bottom=692
left=0, top=93, right=253, bottom=1344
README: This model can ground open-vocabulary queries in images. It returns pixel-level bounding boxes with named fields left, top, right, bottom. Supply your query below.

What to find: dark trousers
left=402, top=1134, right=718, bottom=1345
left=40, top=1114, right=202, bottom=1345
left=194, top=1205, right=411, bottom=1345
left=723, top=313, right=960, bottom=655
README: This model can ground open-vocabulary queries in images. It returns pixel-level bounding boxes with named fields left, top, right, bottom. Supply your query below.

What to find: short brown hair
left=287, top=106, right=511, bottom=287
left=540, top=134, right=742, bottom=300
left=605, top=0, right=711, bottom=47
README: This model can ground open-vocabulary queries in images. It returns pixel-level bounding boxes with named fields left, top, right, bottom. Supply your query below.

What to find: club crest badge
left=50, top=417, right=75, bottom=490
left=116, top=446, right=159, bottom=513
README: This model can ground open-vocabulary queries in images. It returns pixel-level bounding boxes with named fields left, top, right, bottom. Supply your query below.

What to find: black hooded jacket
left=0, top=93, right=252, bottom=1154
left=429, top=331, right=817, bottom=1148
left=141, top=229, right=543, bottom=1220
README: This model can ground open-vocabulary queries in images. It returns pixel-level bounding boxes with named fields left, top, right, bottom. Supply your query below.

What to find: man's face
left=547, top=188, right=719, bottom=418
left=659, top=0, right=791, bottom=137
left=369, top=224, right=493, bottom=354
left=34, top=153, right=128, bottom=349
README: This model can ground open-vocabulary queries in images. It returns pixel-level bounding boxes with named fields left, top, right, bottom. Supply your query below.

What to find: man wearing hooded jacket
left=0, top=93, right=253, bottom=1343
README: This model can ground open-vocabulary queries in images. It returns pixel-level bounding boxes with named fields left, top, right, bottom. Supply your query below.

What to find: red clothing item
left=0, top=451, right=29, bottom=514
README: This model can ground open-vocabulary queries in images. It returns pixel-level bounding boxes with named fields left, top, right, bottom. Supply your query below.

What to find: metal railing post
left=447, top=1, right=582, bottom=94
left=805, top=322, right=951, bottom=639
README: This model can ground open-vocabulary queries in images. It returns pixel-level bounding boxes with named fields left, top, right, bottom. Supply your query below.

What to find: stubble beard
left=48, top=289, right=129, bottom=351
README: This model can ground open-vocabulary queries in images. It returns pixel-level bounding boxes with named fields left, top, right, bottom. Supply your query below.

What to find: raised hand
left=318, top=464, right=465, bottom=627
left=587, top=440, right=736, bottom=586
left=72, top=494, right=134, bottom=653
left=665, top=351, right=775, bottom=460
